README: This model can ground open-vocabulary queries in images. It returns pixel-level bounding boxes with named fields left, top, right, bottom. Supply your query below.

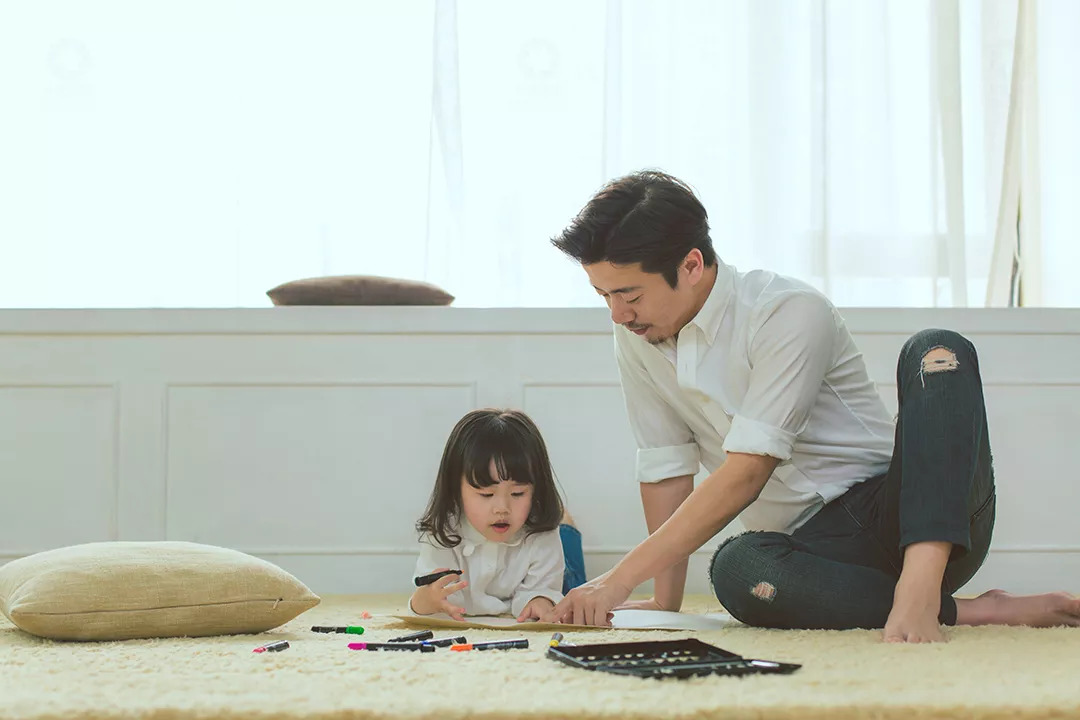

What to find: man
left=542, top=170, right=1080, bottom=642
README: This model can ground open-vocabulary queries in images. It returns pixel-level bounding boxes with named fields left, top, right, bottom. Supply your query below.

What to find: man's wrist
left=653, top=566, right=687, bottom=610
left=652, top=591, right=679, bottom=611
left=605, top=566, right=636, bottom=598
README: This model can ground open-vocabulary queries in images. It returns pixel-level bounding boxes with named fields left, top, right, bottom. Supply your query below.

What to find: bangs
left=461, top=425, right=536, bottom=489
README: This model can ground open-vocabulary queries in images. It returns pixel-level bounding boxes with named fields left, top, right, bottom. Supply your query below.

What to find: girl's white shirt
left=411, top=518, right=564, bottom=617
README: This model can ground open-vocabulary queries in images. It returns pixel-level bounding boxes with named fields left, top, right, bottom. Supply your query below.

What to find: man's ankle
left=899, top=541, right=951, bottom=582
left=891, top=541, right=951, bottom=612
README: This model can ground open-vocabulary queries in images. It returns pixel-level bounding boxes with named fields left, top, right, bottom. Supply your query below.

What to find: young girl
left=410, top=409, right=586, bottom=622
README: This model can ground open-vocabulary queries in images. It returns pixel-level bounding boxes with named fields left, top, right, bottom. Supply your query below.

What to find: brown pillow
left=0, top=541, right=320, bottom=641
left=267, top=275, right=454, bottom=306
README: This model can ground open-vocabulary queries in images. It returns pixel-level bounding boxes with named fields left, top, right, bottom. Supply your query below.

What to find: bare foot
left=884, top=541, right=948, bottom=643
left=884, top=578, right=945, bottom=643
left=956, top=589, right=1080, bottom=628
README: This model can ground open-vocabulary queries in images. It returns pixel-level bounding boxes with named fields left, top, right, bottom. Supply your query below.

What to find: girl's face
left=460, top=458, right=535, bottom=543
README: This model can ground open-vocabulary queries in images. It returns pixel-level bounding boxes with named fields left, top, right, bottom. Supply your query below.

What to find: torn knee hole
left=921, top=346, right=959, bottom=375
left=750, top=581, right=777, bottom=602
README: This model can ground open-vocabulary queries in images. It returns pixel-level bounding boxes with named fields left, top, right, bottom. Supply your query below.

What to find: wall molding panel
left=1, top=308, right=1077, bottom=595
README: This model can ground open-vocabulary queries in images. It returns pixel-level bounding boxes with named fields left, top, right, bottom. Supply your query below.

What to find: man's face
left=584, top=255, right=704, bottom=344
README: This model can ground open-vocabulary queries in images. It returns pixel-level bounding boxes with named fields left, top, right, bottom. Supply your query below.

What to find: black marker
left=388, top=629, right=434, bottom=643
left=252, top=640, right=289, bottom=653
left=348, top=642, right=435, bottom=653
left=414, top=569, right=463, bottom=587
left=421, top=635, right=468, bottom=648
left=451, top=638, right=529, bottom=651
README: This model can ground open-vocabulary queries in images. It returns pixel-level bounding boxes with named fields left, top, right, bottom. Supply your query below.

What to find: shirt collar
left=683, top=260, right=734, bottom=346
left=458, top=516, right=525, bottom=556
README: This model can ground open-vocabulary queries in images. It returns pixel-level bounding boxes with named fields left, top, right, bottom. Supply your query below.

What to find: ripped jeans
left=710, top=329, right=996, bottom=629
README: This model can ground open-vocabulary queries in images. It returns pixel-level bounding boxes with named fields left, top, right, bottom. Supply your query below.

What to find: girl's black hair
left=416, top=409, right=564, bottom=549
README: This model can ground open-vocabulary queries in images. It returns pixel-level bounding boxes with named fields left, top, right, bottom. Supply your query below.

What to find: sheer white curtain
left=1032, top=0, right=1080, bottom=307
left=0, top=1, right=1075, bottom=308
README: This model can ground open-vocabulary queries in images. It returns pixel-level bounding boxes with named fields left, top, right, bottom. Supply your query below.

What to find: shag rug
left=2, top=594, right=1079, bottom=720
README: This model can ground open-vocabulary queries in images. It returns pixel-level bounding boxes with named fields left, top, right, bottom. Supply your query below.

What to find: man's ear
left=682, top=248, right=705, bottom=284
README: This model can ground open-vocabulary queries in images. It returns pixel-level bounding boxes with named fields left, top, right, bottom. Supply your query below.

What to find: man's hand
left=543, top=571, right=631, bottom=626
left=615, top=597, right=670, bottom=612
left=543, top=454, right=776, bottom=628
left=516, top=596, right=555, bottom=622
left=408, top=568, right=468, bottom=621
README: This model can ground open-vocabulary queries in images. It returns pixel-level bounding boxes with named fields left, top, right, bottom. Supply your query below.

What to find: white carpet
left=2, top=594, right=1079, bottom=719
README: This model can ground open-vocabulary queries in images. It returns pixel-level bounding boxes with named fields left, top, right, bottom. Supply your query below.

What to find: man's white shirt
left=616, top=260, right=895, bottom=534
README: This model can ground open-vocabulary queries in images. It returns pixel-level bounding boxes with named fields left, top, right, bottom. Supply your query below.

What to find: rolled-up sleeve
left=614, top=328, right=700, bottom=483
left=723, top=292, right=838, bottom=461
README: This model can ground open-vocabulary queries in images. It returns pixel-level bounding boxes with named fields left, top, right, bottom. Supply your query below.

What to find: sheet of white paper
left=391, top=609, right=734, bottom=632
left=612, top=609, right=733, bottom=631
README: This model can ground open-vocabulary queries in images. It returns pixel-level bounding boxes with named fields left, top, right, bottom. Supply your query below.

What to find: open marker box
left=546, top=638, right=801, bottom=680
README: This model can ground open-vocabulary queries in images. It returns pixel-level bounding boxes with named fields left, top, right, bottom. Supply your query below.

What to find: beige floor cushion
left=0, top=541, right=320, bottom=641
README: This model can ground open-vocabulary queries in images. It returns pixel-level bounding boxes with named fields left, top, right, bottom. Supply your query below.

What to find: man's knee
left=899, top=329, right=978, bottom=379
left=709, top=531, right=792, bottom=627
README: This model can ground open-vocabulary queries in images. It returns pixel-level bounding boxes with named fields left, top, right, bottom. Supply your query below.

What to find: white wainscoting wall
left=1, top=308, right=1078, bottom=597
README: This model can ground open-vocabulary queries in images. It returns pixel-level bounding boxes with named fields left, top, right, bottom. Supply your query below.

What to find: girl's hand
left=409, top=568, right=468, bottom=620
left=516, top=596, right=555, bottom=622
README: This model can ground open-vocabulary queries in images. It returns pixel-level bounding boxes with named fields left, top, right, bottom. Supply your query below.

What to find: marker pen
left=348, top=642, right=436, bottom=653
left=414, top=569, right=464, bottom=587
left=421, top=635, right=468, bottom=648
left=388, top=629, right=434, bottom=643
left=451, top=638, right=529, bottom=651
left=252, top=640, right=289, bottom=653
left=311, top=626, right=365, bottom=635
